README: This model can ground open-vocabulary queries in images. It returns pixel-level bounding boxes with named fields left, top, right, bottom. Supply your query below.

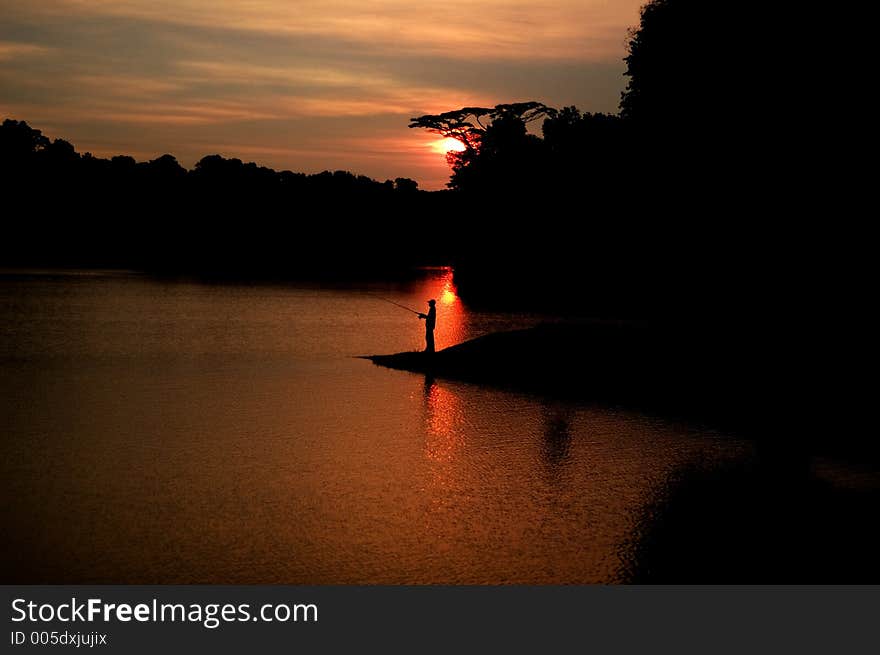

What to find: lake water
left=0, top=268, right=750, bottom=583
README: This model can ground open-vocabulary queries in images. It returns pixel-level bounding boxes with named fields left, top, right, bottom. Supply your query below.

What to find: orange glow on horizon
left=0, top=2, right=648, bottom=191
left=430, top=137, right=467, bottom=154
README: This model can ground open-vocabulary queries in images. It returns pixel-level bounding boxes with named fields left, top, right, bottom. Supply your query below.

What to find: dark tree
left=394, top=177, right=419, bottom=193
left=0, top=117, right=457, bottom=274
left=0, top=119, right=50, bottom=163
left=409, top=102, right=555, bottom=191
left=407, top=106, right=492, bottom=155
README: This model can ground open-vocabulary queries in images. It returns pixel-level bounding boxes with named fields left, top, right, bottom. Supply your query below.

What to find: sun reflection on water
left=412, top=267, right=464, bottom=350
left=422, top=377, right=464, bottom=464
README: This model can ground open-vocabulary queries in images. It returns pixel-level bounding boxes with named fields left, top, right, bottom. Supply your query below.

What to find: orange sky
left=0, top=1, right=645, bottom=189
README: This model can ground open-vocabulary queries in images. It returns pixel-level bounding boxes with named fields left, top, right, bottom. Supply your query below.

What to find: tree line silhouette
left=409, top=0, right=864, bottom=459
left=0, top=0, right=862, bottom=454
left=0, top=0, right=803, bottom=315
left=0, top=118, right=455, bottom=276
left=402, top=0, right=797, bottom=325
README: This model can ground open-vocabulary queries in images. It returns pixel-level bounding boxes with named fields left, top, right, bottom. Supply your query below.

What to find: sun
left=430, top=137, right=467, bottom=154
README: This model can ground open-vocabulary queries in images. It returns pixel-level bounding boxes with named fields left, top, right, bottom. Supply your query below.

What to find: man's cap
left=428, top=299, right=436, bottom=305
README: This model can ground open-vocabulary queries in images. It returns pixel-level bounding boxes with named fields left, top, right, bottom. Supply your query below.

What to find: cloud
left=0, top=0, right=643, bottom=188
left=176, top=61, right=397, bottom=89
left=73, top=74, right=184, bottom=98
left=24, top=0, right=641, bottom=61
left=0, top=41, right=51, bottom=60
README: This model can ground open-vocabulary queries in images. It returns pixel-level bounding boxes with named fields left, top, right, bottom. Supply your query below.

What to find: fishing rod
left=367, top=293, right=423, bottom=315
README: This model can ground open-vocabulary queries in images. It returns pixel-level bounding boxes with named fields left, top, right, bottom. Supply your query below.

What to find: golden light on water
left=440, top=279, right=458, bottom=305
left=423, top=379, right=464, bottom=464
left=416, top=267, right=462, bottom=349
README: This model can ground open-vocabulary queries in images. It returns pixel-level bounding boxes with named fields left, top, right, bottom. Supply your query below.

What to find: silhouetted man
left=418, top=299, right=437, bottom=353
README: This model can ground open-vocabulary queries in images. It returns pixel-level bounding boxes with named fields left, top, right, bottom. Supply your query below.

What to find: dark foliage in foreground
left=1, top=0, right=857, bottom=335
left=403, top=0, right=864, bottom=459
left=402, top=0, right=805, bottom=323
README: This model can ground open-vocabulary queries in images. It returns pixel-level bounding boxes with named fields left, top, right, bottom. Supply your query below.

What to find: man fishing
left=418, top=299, right=437, bottom=353
left=368, top=293, right=437, bottom=353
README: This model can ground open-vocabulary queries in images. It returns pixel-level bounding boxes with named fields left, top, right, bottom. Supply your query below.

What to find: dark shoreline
left=365, top=320, right=863, bottom=458
left=365, top=324, right=880, bottom=583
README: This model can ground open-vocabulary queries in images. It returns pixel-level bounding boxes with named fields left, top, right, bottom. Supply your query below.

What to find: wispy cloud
left=73, top=74, right=183, bottom=98
left=176, top=61, right=396, bottom=89
left=35, top=0, right=636, bottom=61
left=0, top=41, right=51, bottom=60
left=0, top=0, right=642, bottom=188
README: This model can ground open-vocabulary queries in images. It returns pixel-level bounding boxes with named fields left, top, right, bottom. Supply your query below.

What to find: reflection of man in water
left=418, top=299, right=437, bottom=353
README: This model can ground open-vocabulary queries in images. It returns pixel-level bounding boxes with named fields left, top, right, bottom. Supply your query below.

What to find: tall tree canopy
left=409, top=102, right=556, bottom=191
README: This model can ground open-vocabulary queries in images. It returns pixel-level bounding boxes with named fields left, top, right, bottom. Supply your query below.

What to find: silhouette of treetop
left=409, top=102, right=555, bottom=152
